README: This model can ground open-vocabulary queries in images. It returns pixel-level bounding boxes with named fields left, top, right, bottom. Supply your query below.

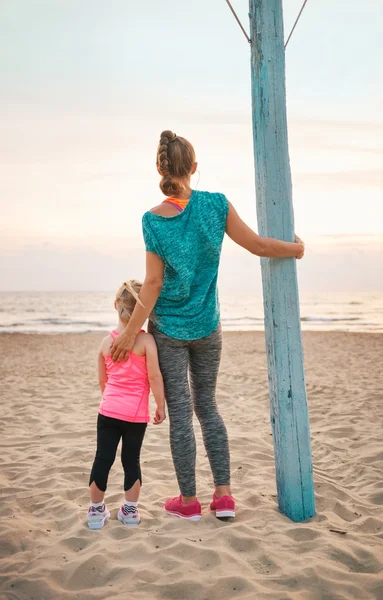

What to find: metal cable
left=225, top=0, right=310, bottom=49
left=285, top=0, right=309, bottom=48
left=225, top=0, right=251, bottom=43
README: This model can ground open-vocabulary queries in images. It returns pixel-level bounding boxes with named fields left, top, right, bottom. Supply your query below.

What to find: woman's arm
left=226, top=201, right=304, bottom=258
left=110, top=251, right=164, bottom=362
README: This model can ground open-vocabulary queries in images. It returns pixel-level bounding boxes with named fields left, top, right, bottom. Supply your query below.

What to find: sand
left=0, top=331, right=382, bottom=600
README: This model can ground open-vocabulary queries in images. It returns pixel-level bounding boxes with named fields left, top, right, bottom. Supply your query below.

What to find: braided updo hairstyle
left=157, top=130, right=196, bottom=197
left=115, top=280, right=143, bottom=324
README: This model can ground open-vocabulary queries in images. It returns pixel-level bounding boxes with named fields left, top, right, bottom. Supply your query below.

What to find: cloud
left=1, top=235, right=382, bottom=292
left=0, top=243, right=146, bottom=292
left=295, top=170, right=383, bottom=189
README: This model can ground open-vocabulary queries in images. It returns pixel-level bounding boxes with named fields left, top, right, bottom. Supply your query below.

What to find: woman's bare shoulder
left=148, top=203, right=163, bottom=214
left=149, top=203, right=180, bottom=217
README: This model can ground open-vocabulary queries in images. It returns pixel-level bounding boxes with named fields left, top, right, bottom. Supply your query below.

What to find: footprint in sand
left=232, top=467, right=247, bottom=482
left=246, top=558, right=271, bottom=574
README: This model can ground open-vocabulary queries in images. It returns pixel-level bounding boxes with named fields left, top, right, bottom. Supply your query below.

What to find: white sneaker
left=118, top=504, right=141, bottom=526
left=87, top=503, right=110, bottom=530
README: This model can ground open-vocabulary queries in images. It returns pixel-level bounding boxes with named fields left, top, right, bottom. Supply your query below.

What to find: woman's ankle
left=181, top=495, right=197, bottom=504
left=214, top=485, right=231, bottom=499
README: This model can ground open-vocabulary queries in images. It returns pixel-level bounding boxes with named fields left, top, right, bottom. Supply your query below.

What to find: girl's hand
left=153, top=407, right=166, bottom=425
left=294, top=234, right=305, bottom=259
left=110, top=332, right=135, bottom=362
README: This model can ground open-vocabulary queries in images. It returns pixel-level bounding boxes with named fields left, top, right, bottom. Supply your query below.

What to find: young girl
left=110, top=131, right=305, bottom=521
left=87, top=280, right=166, bottom=530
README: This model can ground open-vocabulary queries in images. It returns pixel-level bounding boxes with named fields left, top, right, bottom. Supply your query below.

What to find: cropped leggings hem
left=89, top=414, right=147, bottom=492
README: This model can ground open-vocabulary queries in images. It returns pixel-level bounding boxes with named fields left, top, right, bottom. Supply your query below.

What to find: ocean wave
left=35, top=318, right=106, bottom=327
left=0, top=318, right=108, bottom=329
left=223, top=316, right=363, bottom=325
left=0, top=329, right=107, bottom=335
left=301, top=317, right=361, bottom=322
left=0, top=289, right=382, bottom=334
left=221, top=316, right=263, bottom=323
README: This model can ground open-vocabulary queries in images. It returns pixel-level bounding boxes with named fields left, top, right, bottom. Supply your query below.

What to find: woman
left=111, top=130, right=304, bottom=520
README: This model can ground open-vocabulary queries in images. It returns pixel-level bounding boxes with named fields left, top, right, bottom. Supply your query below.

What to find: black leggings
left=89, top=414, right=147, bottom=492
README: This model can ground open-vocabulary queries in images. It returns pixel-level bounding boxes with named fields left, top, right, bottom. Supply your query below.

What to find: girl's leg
left=89, top=482, right=105, bottom=504
left=89, top=414, right=121, bottom=501
left=189, top=325, right=231, bottom=497
left=117, top=422, right=147, bottom=526
left=150, top=325, right=197, bottom=500
left=121, top=422, right=147, bottom=501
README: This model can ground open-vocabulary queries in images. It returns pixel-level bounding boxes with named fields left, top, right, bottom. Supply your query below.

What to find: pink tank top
left=99, top=330, right=150, bottom=423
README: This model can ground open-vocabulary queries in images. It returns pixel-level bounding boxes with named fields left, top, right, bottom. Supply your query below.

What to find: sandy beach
left=0, top=331, right=382, bottom=600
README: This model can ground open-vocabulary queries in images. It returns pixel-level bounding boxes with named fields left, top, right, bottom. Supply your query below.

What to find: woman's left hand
left=110, top=332, right=135, bottom=362
left=294, top=234, right=305, bottom=259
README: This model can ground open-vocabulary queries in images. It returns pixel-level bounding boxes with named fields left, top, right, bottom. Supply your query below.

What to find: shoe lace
left=89, top=504, right=105, bottom=514
left=122, top=505, right=137, bottom=516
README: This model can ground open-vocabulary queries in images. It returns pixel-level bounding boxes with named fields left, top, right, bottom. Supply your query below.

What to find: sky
left=1, top=0, right=382, bottom=291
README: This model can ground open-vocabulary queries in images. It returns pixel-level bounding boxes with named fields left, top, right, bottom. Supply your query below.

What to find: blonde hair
left=115, top=280, right=143, bottom=323
left=157, top=130, right=196, bottom=197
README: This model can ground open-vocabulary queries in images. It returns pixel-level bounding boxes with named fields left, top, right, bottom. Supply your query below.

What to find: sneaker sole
left=118, top=510, right=141, bottom=527
left=88, top=510, right=110, bottom=530
left=165, top=510, right=202, bottom=521
left=213, top=510, right=235, bottom=518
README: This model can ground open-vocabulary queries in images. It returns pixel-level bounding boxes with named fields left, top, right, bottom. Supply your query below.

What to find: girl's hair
left=115, top=280, right=143, bottom=323
left=157, top=130, right=196, bottom=197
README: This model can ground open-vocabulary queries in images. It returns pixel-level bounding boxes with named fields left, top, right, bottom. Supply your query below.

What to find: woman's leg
left=150, top=325, right=197, bottom=499
left=189, top=325, right=231, bottom=497
left=89, top=414, right=121, bottom=501
left=121, top=422, right=147, bottom=501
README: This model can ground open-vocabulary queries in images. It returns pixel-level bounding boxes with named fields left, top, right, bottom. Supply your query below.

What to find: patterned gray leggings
left=149, top=323, right=230, bottom=497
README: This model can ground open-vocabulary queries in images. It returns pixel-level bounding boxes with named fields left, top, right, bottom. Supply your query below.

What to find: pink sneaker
left=210, top=494, right=236, bottom=519
left=164, top=496, right=202, bottom=521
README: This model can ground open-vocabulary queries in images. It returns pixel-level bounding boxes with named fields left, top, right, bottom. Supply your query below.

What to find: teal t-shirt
left=142, top=190, right=229, bottom=340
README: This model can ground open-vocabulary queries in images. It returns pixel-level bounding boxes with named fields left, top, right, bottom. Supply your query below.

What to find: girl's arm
left=144, top=334, right=166, bottom=425
left=98, top=348, right=107, bottom=393
left=110, top=251, right=164, bottom=362
left=226, top=202, right=304, bottom=258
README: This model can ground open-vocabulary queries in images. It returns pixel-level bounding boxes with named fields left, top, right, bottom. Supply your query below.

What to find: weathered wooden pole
left=249, top=0, right=315, bottom=522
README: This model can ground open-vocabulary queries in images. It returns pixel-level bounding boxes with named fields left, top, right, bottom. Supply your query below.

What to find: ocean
left=0, top=291, right=382, bottom=334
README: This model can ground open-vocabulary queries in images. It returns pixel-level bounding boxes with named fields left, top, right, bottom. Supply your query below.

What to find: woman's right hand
left=294, top=234, right=305, bottom=259
left=110, top=331, right=136, bottom=362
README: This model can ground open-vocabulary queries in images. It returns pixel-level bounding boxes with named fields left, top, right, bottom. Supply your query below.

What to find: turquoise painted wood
left=248, top=0, right=315, bottom=522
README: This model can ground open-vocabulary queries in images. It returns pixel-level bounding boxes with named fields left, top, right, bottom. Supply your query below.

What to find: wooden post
left=248, top=0, right=315, bottom=522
